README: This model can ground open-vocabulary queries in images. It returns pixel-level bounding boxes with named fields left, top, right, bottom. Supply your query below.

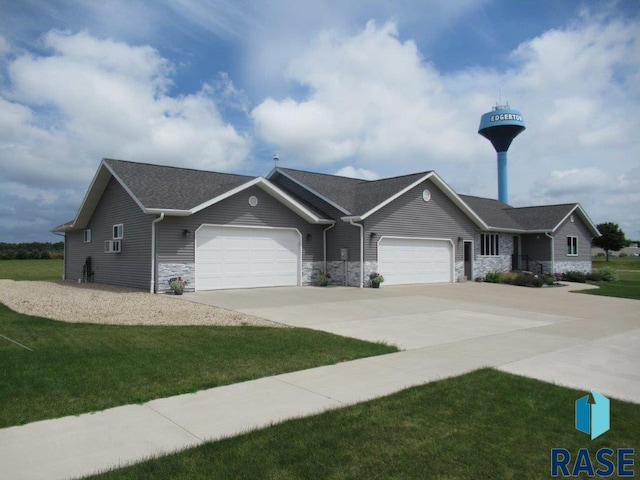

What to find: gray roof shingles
left=104, top=159, right=255, bottom=210
left=277, top=168, right=431, bottom=215
left=72, top=160, right=580, bottom=233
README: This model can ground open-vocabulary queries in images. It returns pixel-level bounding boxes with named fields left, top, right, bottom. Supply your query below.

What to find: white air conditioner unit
left=104, top=240, right=122, bottom=253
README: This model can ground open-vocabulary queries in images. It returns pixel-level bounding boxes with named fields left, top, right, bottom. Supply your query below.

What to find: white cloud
left=252, top=13, right=640, bottom=239
left=334, top=165, right=380, bottom=180
left=0, top=30, right=252, bottom=240
left=0, top=34, right=9, bottom=57
left=1, top=31, right=251, bottom=177
left=252, top=21, right=480, bottom=167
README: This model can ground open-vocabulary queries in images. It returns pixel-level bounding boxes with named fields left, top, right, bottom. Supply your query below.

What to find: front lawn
left=0, top=258, right=63, bottom=281
left=575, top=270, right=640, bottom=300
left=0, top=303, right=397, bottom=428
left=91, top=369, right=640, bottom=479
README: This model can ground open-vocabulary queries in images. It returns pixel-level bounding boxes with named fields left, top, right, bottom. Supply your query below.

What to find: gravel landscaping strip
left=0, top=280, right=283, bottom=327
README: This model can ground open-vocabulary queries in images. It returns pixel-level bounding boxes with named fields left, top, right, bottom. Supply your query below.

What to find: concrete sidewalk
left=1, top=283, right=639, bottom=479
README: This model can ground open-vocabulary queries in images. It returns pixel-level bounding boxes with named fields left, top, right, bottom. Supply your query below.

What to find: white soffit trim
left=102, top=160, right=148, bottom=214
left=552, top=204, right=601, bottom=236
left=69, top=160, right=116, bottom=229
left=190, top=177, right=334, bottom=224
left=355, top=172, right=489, bottom=230
left=269, top=169, right=352, bottom=216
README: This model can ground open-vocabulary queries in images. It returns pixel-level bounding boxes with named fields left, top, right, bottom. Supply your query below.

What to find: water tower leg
left=497, top=151, right=508, bottom=204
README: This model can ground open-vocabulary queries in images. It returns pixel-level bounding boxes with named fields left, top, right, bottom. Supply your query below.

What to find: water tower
left=478, top=104, right=526, bottom=204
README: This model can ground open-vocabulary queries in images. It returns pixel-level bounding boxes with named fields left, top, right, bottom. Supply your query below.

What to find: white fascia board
left=102, top=160, right=148, bottom=214
left=145, top=208, right=192, bottom=216
left=257, top=178, right=335, bottom=224
left=69, top=160, right=125, bottom=230
left=551, top=204, right=601, bottom=237
left=190, top=177, right=334, bottom=224
left=357, top=172, right=489, bottom=230
left=190, top=177, right=262, bottom=214
left=272, top=169, right=352, bottom=215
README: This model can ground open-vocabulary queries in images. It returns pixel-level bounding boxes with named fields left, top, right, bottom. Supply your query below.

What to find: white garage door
left=195, top=226, right=300, bottom=290
left=378, top=237, right=453, bottom=285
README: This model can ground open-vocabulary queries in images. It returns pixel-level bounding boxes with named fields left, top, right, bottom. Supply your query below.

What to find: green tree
left=593, top=222, right=626, bottom=262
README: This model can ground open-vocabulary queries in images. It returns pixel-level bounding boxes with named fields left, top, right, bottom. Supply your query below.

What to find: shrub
left=562, top=271, right=587, bottom=283
left=596, top=252, right=606, bottom=257
left=169, top=281, right=185, bottom=295
left=553, top=272, right=564, bottom=282
left=500, top=272, right=519, bottom=285
left=316, top=272, right=331, bottom=286
left=619, top=252, right=628, bottom=257
left=543, top=274, right=555, bottom=286
left=587, top=267, right=618, bottom=282
left=484, top=271, right=503, bottom=283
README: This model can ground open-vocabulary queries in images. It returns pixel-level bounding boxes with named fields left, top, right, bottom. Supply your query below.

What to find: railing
left=512, top=254, right=545, bottom=274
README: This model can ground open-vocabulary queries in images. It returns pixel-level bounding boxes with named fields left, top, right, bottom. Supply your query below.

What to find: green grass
left=592, top=255, right=640, bottom=271
left=90, top=369, right=640, bottom=479
left=575, top=270, right=640, bottom=300
left=0, top=303, right=397, bottom=428
left=0, top=258, right=63, bottom=280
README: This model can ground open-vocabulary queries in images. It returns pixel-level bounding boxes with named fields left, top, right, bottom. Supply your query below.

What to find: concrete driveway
left=183, top=282, right=640, bottom=403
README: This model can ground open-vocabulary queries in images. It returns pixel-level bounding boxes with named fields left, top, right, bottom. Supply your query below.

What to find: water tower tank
left=478, top=105, right=526, bottom=204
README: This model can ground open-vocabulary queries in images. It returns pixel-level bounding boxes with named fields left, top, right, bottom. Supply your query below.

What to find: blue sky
left=1, top=0, right=639, bottom=242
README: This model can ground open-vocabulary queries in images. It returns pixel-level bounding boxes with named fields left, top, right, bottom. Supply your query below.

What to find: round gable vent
left=422, top=189, right=431, bottom=202
left=249, top=196, right=258, bottom=207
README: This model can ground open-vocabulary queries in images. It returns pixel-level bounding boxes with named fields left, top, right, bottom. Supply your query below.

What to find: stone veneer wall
left=158, top=263, right=195, bottom=293
left=455, top=261, right=465, bottom=281
left=473, top=233, right=513, bottom=280
left=553, top=260, right=592, bottom=274
left=303, top=260, right=378, bottom=287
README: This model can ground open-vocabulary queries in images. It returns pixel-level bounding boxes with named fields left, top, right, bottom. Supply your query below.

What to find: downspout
left=322, top=223, right=335, bottom=272
left=349, top=219, right=364, bottom=288
left=150, top=213, right=165, bottom=293
left=53, top=232, right=65, bottom=280
left=545, top=232, right=554, bottom=274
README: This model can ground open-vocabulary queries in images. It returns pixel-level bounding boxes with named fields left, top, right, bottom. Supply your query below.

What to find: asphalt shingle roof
left=506, top=204, right=576, bottom=231
left=105, top=159, right=255, bottom=210
left=459, top=194, right=577, bottom=231
left=277, top=168, right=431, bottom=215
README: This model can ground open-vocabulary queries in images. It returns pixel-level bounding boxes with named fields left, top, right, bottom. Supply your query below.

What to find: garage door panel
left=196, top=226, right=300, bottom=290
left=379, top=238, right=452, bottom=285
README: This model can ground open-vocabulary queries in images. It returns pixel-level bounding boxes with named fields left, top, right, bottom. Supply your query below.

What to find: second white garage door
left=378, top=237, right=453, bottom=285
left=195, top=225, right=300, bottom=290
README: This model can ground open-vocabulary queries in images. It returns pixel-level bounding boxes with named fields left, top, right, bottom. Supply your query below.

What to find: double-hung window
left=567, top=236, right=578, bottom=256
left=113, top=224, right=124, bottom=240
left=480, top=233, right=500, bottom=256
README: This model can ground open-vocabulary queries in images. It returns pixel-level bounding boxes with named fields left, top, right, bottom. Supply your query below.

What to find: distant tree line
left=0, top=242, right=64, bottom=260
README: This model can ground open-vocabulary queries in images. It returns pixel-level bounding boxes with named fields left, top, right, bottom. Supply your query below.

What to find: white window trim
left=104, top=239, right=122, bottom=254
left=567, top=236, right=578, bottom=256
left=84, top=229, right=92, bottom=243
left=480, top=233, right=500, bottom=257
left=113, top=224, right=124, bottom=240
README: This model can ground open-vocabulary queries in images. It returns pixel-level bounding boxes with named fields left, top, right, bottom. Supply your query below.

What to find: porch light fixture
left=183, top=229, right=191, bottom=237
left=306, top=233, right=312, bottom=241
left=370, top=232, right=377, bottom=238
left=458, top=236, right=463, bottom=243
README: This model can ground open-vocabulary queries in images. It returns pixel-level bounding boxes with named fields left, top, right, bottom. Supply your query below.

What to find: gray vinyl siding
left=521, top=233, right=552, bottom=261
left=365, top=179, right=477, bottom=262
left=156, top=185, right=324, bottom=264
left=553, top=216, right=593, bottom=261
left=65, top=178, right=151, bottom=289
left=272, top=174, right=360, bottom=261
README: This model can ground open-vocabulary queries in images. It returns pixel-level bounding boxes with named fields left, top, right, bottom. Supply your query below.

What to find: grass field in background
left=0, top=303, right=397, bottom=428
left=91, top=369, right=640, bottom=479
left=0, top=259, right=63, bottom=281
left=592, top=255, right=640, bottom=271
